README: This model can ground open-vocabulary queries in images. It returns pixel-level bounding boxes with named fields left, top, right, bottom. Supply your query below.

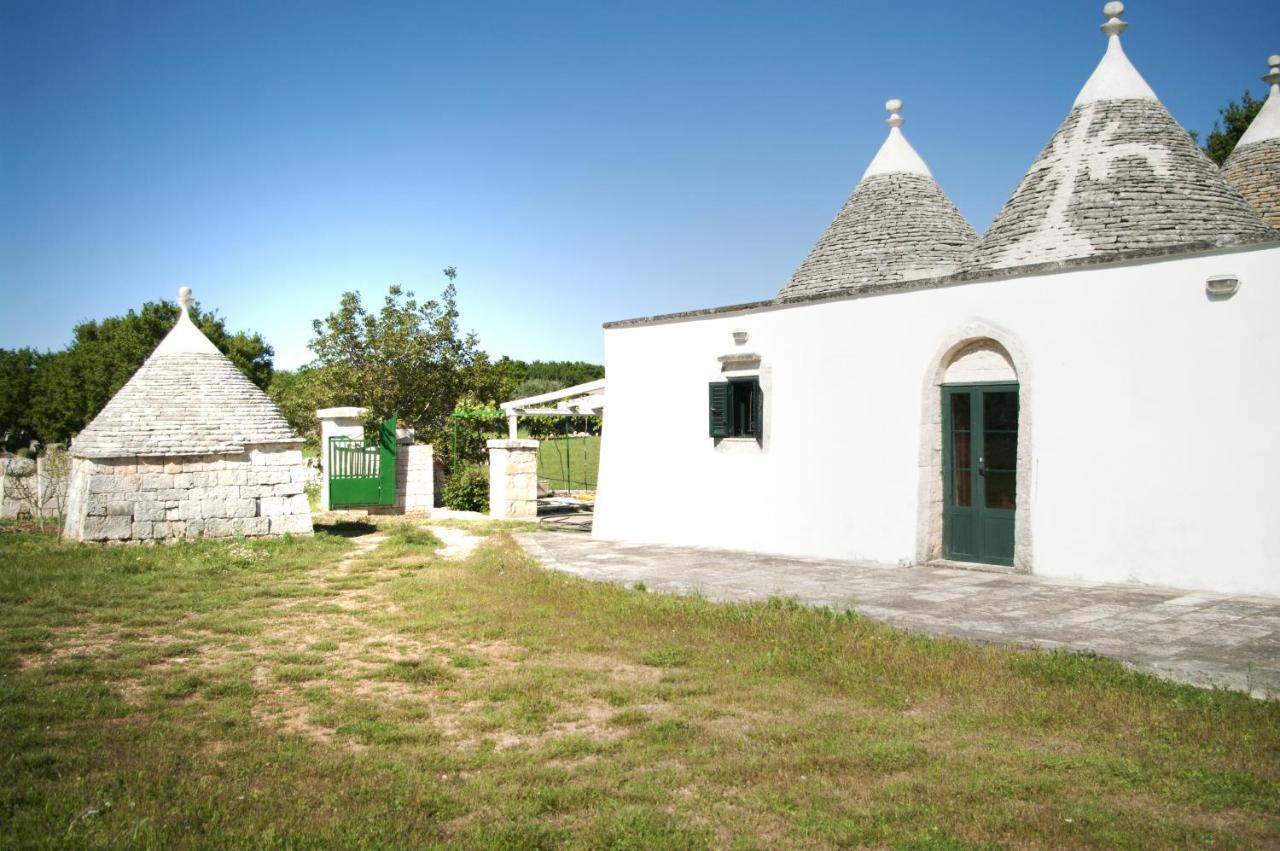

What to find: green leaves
left=9, top=299, right=273, bottom=445
left=1202, top=90, right=1265, bottom=165
left=306, top=271, right=493, bottom=451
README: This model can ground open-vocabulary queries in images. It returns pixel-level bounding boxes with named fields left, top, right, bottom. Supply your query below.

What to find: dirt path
left=247, top=522, right=489, bottom=742
left=431, top=525, right=481, bottom=560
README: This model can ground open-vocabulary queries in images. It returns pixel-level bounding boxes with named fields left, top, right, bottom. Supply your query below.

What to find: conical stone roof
left=1221, top=56, right=1280, bottom=228
left=965, top=3, right=1277, bottom=274
left=777, top=100, right=977, bottom=301
left=70, top=288, right=301, bottom=459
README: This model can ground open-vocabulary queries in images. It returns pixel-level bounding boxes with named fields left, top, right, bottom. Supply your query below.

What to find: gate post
left=486, top=439, right=539, bottom=520
left=316, top=407, right=367, bottom=511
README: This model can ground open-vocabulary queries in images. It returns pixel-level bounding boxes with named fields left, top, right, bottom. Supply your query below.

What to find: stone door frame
left=916, top=321, right=1034, bottom=573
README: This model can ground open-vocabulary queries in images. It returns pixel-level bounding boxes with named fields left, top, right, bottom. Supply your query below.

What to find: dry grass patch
left=2, top=522, right=1278, bottom=848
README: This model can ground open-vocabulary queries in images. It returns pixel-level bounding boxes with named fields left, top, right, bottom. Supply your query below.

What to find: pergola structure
left=500, top=378, right=605, bottom=438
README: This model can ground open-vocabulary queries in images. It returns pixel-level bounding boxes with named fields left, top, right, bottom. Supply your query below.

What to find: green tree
left=504, top=360, right=604, bottom=392
left=510, top=377, right=565, bottom=401
left=307, top=269, right=499, bottom=449
left=28, top=300, right=274, bottom=444
left=1201, top=90, right=1265, bottom=165
left=266, top=366, right=333, bottom=453
left=0, top=348, right=45, bottom=451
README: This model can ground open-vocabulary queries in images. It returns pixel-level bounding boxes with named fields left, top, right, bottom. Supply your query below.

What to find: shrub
left=442, top=463, right=489, bottom=513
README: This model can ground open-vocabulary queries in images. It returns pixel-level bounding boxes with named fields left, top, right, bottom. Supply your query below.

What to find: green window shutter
left=708, top=382, right=731, bottom=438
left=748, top=380, right=763, bottom=439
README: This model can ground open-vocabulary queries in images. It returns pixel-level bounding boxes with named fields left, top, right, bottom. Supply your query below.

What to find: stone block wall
left=1222, top=140, right=1280, bottom=228
left=368, top=443, right=434, bottom=515
left=63, top=442, right=313, bottom=542
left=0, top=455, right=69, bottom=520
left=0, top=457, right=36, bottom=518
left=400, top=444, right=434, bottom=513
left=487, top=440, right=539, bottom=520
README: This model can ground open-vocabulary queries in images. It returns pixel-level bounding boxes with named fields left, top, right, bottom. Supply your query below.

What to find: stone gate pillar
left=315, top=407, right=366, bottom=511
left=486, top=439, right=539, bottom=519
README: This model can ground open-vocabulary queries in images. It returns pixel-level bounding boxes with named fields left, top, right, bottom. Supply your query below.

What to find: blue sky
left=1, top=0, right=1275, bottom=368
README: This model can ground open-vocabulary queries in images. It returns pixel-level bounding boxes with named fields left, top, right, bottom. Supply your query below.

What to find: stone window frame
left=712, top=353, right=770, bottom=454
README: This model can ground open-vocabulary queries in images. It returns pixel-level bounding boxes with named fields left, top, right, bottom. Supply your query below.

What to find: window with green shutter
left=708, top=378, right=762, bottom=441
left=708, top=382, right=732, bottom=438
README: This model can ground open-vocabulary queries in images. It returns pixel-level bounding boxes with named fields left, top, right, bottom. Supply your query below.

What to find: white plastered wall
left=594, top=245, right=1280, bottom=597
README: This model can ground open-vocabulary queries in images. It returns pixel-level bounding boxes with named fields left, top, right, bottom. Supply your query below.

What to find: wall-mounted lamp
left=732, top=330, right=749, bottom=345
left=1206, top=274, right=1240, bottom=298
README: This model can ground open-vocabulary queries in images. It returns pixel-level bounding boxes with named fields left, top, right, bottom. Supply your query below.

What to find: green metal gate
left=329, top=418, right=398, bottom=508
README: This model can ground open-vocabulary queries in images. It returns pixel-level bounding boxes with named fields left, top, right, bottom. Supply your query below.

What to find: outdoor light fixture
left=732, top=330, right=749, bottom=345
left=1205, top=274, right=1240, bottom=298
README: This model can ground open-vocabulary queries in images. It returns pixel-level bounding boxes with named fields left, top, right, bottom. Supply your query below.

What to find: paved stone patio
left=515, top=533, right=1280, bottom=699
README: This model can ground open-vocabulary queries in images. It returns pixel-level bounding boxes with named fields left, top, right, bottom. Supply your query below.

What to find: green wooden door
left=942, top=385, right=1018, bottom=566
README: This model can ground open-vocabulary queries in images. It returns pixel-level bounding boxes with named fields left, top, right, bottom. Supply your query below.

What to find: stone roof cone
left=777, top=99, right=977, bottom=301
left=965, top=3, right=1277, bottom=273
left=70, top=287, right=301, bottom=459
left=1221, top=55, right=1280, bottom=228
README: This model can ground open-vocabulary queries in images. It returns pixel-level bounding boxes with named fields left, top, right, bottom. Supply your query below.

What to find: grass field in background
left=536, top=434, right=599, bottom=491
left=2, top=521, right=1279, bottom=848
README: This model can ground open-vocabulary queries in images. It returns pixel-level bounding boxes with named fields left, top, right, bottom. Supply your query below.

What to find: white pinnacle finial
left=1101, top=2, right=1127, bottom=38
left=1073, top=1, right=1156, bottom=105
left=862, top=97, right=931, bottom=179
left=153, top=285, right=219, bottom=355
left=1237, top=54, right=1280, bottom=147
left=1265, top=55, right=1280, bottom=88
left=885, top=98, right=904, bottom=129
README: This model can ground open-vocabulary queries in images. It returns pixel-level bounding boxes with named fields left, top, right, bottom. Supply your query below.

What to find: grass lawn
left=536, top=435, right=599, bottom=491
left=2, top=521, right=1279, bottom=848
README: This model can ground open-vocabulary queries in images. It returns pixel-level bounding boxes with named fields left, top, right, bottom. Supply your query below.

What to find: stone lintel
left=486, top=439, right=539, bottom=450
left=316, top=407, right=367, bottom=421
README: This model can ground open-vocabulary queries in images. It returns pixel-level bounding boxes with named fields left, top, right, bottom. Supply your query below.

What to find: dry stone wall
left=779, top=173, right=977, bottom=301
left=1222, top=139, right=1280, bottom=228
left=63, top=443, right=313, bottom=542
left=0, top=457, right=36, bottom=518
left=966, top=99, right=1277, bottom=272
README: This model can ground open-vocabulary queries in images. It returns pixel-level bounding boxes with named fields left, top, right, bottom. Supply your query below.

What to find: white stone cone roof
left=778, top=100, right=977, bottom=301
left=965, top=3, right=1276, bottom=273
left=70, top=288, right=301, bottom=459
left=1222, top=56, right=1280, bottom=229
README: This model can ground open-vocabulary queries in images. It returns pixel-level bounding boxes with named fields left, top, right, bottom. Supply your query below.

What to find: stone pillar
left=486, top=439, right=539, bottom=519
left=401, top=444, right=435, bottom=513
left=369, top=436, right=436, bottom=516
left=315, top=407, right=366, bottom=511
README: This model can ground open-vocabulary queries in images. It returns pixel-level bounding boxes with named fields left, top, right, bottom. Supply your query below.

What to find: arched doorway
left=942, top=342, right=1019, bottom=565
left=917, top=325, right=1033, bottom=572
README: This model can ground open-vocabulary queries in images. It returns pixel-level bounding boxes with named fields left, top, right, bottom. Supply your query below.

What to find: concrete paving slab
left=515, top=533, right=1280, bottom=700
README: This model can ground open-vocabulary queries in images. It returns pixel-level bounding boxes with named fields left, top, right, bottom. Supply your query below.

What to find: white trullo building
left=63, top=288, right=313, bottom=542
left=594, top=5, right=1280, bottom=596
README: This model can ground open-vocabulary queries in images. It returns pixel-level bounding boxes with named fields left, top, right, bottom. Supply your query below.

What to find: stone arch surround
left=915, top=321, right=1034, bottom=572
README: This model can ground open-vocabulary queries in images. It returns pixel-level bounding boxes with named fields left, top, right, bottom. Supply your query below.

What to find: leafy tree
left=0, top=348, right=45, bottom=451
left=267, top=366, right=332, bottom=453
left=511, top=377, right=566, bottom=401
left=307, top=269, right=499, bottom=449
left=28, top=300, right=273, bottom=444
left=1200, top=90, right=1264, bottom=165
left=505, top=360, right=604, bottom=391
